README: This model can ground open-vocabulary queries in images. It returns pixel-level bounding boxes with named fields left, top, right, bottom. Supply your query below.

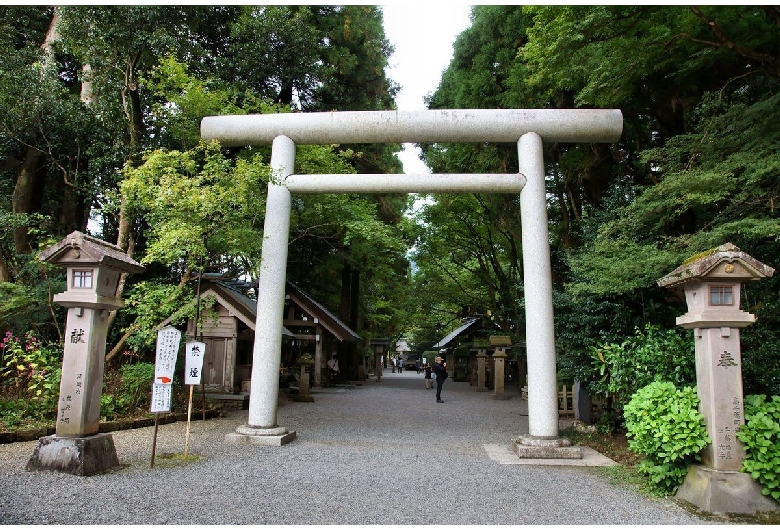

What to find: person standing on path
left=433, top=355, right=448, bottom=403
left=424, top=362, right=433, bottom=389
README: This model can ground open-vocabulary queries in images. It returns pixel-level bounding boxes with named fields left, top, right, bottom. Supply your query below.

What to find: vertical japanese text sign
left=185, top=341, right=205, bottom=385
left=151, top=326, right=182, bottom=413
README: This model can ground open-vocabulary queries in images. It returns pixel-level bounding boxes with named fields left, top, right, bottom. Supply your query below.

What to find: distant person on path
left=327, top=354, right=340, bottom=382
left=424, top=362, right=433, bottom=389
left=397, top=357, right=403, bottom=373
left=433, top=355, right=448, bottom=403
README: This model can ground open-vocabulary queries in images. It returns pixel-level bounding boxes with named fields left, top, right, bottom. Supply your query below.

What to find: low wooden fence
left=520, top=384, right=577, bottom=418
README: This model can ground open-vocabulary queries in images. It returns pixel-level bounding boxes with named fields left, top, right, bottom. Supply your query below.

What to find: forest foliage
left=2, top=6, right=780, bottom=414
left=415, top=5, right=780, bottom=399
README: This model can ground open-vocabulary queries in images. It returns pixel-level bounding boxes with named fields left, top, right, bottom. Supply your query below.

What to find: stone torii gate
left=201, top=109, right=623, bottom=449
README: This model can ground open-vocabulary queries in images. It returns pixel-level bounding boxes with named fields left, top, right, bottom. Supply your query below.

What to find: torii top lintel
left=201, top=109, right=623, bottom=146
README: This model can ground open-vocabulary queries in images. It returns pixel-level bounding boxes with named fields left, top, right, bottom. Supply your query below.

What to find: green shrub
left=589, top=324, right=694, bottom=412
left=736, top=394, right=780, bottom=502
left=0, top=331, right=62, bottom=426
left=102, top=363, right=155, bottom=419
left=623, top=380, right=710, bottom=493
left=119, top=362, right=156, bottom=413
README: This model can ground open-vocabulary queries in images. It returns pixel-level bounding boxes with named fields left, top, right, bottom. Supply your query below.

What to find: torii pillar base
left=512, top=435, right=582, bottom=459
left=676, top=465, right=779, bottom=515
left=26, top=433, right=120, bottom=476
left=225, top=425, right=296, bottom=446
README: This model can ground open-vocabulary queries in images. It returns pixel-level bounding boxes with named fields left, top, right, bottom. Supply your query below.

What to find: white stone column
left=518, top=132, right=559, bottom=438
left=229, top=135, right=296, bottom=444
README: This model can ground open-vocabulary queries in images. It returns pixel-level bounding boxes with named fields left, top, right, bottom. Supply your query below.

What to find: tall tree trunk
left=0, top=253, right=10, bottom=283
left=11, top=9, right=60, bottom=255
left=339, top=260, right=352, bottom=324
left=12, top=147, right=47, bottom=254
left=105, top=54, right=146, bottom=347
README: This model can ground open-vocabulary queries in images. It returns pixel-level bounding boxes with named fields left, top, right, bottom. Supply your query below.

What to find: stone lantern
left=27, top=231, right=144, bottom=475
left=658, top=242, right=777, bottom=514
left=295, top=354, right=315, bottom=402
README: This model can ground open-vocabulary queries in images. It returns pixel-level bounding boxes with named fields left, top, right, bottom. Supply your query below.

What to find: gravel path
left=0, top=371, right=706, bottom=525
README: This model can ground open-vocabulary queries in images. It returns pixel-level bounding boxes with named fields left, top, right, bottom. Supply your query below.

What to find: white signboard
left=154, top=326, right=181, bottom=384
left=150, top=383, right=172, bottom=413
left=184, top=341, right=206, bottom=385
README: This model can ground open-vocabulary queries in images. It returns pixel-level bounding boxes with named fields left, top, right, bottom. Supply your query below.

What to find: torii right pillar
left=659, top=243, right=778, bottom=515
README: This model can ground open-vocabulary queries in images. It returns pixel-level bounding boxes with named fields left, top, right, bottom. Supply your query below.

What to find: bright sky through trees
left=381, top=4, right=472, bottom=174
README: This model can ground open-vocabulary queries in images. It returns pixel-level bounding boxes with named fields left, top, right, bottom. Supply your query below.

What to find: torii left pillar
left=225, top=135, right=297, bottom=445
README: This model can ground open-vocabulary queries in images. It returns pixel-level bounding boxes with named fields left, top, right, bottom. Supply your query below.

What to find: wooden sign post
left=150, top=326, right=181, bottom=468
left=184, top=341, right=205, bottom=457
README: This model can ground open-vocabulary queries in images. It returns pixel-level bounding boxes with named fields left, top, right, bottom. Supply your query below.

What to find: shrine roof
left=285, top=281, right=362, bottom=343
left=433, top=317, right=482, bottom=349
left=191, top=277, right=360, bottom=342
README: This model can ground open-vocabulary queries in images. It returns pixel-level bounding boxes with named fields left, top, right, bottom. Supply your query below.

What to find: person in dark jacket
left=433, top=355, right=448, bottom=403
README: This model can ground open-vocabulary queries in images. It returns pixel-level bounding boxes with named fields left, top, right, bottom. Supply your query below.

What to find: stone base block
left=476, top=387, right=488, bottom=392
left=26, top=433, right=121, bottom=476
left=676, top=465, right=779, bottom=515
left=225, top=425, right=296, bottom=446
left=512, top=435, right=582, bottom=459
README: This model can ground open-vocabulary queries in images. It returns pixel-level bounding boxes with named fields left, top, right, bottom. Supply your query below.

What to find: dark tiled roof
left=433, top=317, right=481, bottom=349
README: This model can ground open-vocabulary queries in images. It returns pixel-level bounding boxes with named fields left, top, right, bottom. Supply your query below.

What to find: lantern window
left=709, top=285, right=733, bottom=306
left=72, top=269, right=93, bottom=289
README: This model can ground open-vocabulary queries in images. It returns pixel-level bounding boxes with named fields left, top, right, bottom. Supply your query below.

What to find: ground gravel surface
left=0, top=371, right=706, bottom=525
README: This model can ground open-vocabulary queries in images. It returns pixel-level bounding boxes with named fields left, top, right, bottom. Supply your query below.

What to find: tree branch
left=687, top=7, right=780, bottom=77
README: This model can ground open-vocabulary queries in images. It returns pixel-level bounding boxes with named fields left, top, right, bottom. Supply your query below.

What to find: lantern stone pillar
left=444, top=349, right=454, bottom=379
left=492, top=349, right=507, bottom=400
left=659, top=243, right=778, bottom=515
left=474, top=341, right=489, bottom=392
left=375, top=352, right=383, bottom=382
left=27, top=231, right=144, bottom=475
left=490, top=336, right=512, bottom=400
